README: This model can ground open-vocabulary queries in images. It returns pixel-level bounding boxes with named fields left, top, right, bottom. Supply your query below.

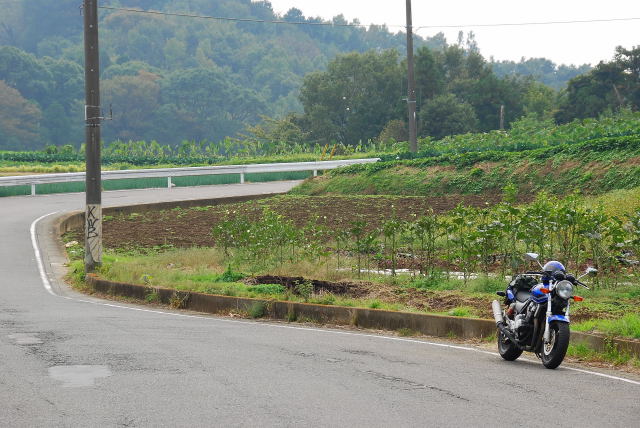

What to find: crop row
left=212, top=192, right=640, bottom=288
left=3, top=110, right=638, bottom=167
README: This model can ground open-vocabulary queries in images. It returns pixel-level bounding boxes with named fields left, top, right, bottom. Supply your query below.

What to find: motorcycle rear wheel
left=497, top=329, right=523, bottom=361
left=541, top=322, right=570, bottom=369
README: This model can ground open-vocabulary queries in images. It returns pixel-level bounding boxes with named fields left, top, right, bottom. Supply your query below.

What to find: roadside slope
left=292, top=135, right=640, bottom=197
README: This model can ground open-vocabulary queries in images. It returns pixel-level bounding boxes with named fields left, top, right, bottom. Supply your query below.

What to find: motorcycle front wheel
left=497, top=329, right=523, bottom=361
left=541, top=322, right=570, bottom=369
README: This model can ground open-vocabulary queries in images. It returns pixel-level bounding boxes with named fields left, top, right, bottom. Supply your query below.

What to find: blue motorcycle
left=492, top=253, right=597, bottom=369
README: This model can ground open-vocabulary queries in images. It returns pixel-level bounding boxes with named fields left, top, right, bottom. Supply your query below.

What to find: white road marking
left=31, top=213, right=640, bottom=387
left=30, top=212, right=59, bottom=296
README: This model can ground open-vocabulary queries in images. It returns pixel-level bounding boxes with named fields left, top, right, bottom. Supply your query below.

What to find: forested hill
left=1, top=0, right=588, bottom=150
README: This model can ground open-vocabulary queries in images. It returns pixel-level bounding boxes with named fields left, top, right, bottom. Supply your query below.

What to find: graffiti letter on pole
left=85, top=204, right=102, bottom=263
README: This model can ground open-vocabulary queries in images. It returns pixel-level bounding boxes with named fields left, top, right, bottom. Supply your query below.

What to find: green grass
left=566, top=342, right=640, bottom=366
left=573, top=314, right=640, bottom=339
left=408, top=275, right=505, bottom=294
left=585, top=187, right=640, bottom=218
left=447, top=306, right=475, bottom=317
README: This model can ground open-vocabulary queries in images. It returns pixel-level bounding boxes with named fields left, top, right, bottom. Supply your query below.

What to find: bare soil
left=73, top=194, right=508, bottom=250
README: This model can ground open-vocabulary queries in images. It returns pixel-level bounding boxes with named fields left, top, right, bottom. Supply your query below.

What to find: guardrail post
left=313, top=170, right=318, bottom=177
left=31, top=184, right=36, bottom=196
left=167, top=176, right=172, bottom=189
left=240, top=172, right=245, bottom=184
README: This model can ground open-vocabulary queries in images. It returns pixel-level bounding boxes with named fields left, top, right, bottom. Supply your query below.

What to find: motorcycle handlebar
left=575, top=279, right=590, bottom=290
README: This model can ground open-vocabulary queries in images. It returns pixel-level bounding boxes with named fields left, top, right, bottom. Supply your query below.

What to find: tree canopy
left=0, top=0, right=622, bottom=150
left=556, top=46, right=640, bottom=123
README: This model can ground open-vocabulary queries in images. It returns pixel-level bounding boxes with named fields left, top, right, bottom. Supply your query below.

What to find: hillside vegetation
left=0, top=0, right=593, bottom=151
left=292, top=112, right=640, bottom=198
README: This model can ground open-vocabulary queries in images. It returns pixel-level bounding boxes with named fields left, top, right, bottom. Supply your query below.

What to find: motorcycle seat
left=514, top=291, right=531, bottom=313
left=515, top=291, right=531, bottom=302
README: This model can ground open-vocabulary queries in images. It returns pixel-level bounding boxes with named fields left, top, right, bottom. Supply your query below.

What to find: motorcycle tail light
left=573, top=296, right=584, bottom=302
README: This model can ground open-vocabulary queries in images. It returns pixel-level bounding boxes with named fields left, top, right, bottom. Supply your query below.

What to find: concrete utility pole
left=83, top=0, right=102, bottom=272
left=406, top=0, right=418, bottom=153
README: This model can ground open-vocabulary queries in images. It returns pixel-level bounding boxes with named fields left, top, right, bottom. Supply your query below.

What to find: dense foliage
left=293, top=45, right=545, bottom=145
left=491, top=57, right=591, bottom=91
left=0, top=138, right=396, bottom=167
left=556, top=46, right=640, bottom=123
left=338, top=111, right=640, bottom=168
left=0, top=0, right=437, bottom=150
left=0, top=0, right=607, bottom=152
left=261, top=45, right=637, bottom=146
left=212, top=195, right=640, bottom=287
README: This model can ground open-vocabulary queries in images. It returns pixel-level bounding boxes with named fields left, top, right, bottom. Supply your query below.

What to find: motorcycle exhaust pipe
left=492, top=300, right=504, bottom=325
left=493, top=300, right=519, bottom=346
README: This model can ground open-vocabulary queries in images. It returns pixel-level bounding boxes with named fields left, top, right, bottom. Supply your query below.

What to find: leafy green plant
left=295, top=280, right=314, bottom=302
left=219, top=265, right=244, bottom=282
left=448, top=307, right=474, bottom=317
left=248, top=284, right=286, bottom=295
left=382, top=217, right=405, bottom=276
left=145, top=289, right=161, bottom=303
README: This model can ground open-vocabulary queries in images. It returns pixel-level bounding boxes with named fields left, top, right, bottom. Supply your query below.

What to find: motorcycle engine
left=525, top=302, right=537, bottom=323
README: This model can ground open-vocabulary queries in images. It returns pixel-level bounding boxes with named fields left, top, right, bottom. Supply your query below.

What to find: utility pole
left=83, top=0, right=102, bottom=272
left=499, top=104, right=505, bottom=131
left=405, top=0, right=418, bottom=153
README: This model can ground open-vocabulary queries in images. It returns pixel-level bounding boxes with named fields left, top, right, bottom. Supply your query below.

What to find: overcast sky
left=261, top=0, right=639, bottom=66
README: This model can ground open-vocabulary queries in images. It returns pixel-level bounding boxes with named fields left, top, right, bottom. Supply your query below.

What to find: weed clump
left=248, top=302, right=267, bottom=318
left=295, top=280, right=314, bottom=302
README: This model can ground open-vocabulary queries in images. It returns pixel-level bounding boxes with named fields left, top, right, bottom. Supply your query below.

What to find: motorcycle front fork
left=543, top=298, right=570, bottom=344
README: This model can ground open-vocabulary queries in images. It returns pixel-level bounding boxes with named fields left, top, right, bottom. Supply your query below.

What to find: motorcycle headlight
left=555, top=280, right=574, bottom=300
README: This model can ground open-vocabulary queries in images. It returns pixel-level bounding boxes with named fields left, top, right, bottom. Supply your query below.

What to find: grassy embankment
left=292, top=134, right=640, bottom=197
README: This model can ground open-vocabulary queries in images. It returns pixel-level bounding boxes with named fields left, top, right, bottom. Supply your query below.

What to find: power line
left=97, top=5, right=640, bottom=31
left=417, top=16, right=640, bottom=30
left=97, top=5, right=406, bottom=29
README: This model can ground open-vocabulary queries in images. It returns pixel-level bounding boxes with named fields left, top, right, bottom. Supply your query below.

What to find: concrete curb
left=86, top=275, right=497, bottom=339
left=53, top=194, right=640, bottom=358
left=83, top=276, right=640, bottom=358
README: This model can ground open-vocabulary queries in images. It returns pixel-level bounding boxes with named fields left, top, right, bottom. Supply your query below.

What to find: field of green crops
left=3, top=111, right=639, bottom=198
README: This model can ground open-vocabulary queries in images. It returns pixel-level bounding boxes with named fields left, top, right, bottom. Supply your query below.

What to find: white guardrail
left=0, top=158, right=380, bottom=195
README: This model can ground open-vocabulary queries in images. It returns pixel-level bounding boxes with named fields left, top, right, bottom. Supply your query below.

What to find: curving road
left=1, top=182, right=639, bottom=427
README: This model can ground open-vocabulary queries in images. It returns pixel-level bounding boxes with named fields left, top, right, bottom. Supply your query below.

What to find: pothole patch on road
left=48, top=365, right=112, bottom=388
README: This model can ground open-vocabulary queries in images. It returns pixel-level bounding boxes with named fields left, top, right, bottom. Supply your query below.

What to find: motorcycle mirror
left=585, top=267, right=598, bottom=276
left=524, top=253, right=539, bottom=262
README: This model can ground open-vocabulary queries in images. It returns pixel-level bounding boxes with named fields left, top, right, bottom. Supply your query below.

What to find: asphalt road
left=1, top=182, right=639, bottom=427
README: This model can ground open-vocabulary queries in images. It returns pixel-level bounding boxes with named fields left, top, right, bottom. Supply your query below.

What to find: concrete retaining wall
left=86, top=275, right=496, bottom=339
